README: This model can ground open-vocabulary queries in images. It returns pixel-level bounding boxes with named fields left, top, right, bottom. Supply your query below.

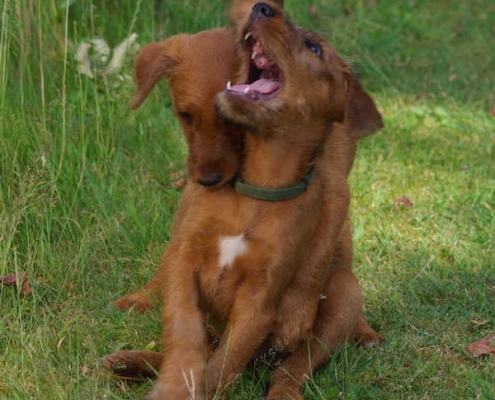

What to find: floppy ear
left=344, top=72, right=383, bottom=138
left=129, top=36, right=182, bottom=110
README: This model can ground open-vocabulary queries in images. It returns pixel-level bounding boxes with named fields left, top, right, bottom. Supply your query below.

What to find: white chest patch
left=218, top=234, right=248, bottom=269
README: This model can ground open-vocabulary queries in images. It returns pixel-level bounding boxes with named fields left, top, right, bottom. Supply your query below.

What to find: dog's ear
left=129, top=37, right=182, bottom=110
left=344, top=72, right=383, bottom=138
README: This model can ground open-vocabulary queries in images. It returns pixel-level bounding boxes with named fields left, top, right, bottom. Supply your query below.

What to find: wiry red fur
left=103, top=2, right=383, bottom=399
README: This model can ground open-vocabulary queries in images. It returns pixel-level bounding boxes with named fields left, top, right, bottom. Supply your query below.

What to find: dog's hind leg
left=330, top=218, right=383, bottom=348
left=330, top=219, right=383, bottom=348
left=266, top=269, right=364, bottom=400
left=114, top=276, right=162, bottom=313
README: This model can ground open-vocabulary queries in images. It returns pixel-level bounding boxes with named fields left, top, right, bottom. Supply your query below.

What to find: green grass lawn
left=1, top=0, right=494, bottom=399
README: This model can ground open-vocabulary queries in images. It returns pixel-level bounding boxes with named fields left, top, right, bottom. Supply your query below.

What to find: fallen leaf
left=0, top=272, right=32, bottom=295
left=372, top=374, right=390, bottom=385
left=467, top=337, right=495, bottom=357
left=489, top=105, right=495, bottom=118
left=394, top=196, right=414, bottom=210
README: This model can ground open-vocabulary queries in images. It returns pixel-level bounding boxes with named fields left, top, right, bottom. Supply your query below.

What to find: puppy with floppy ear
left=113, top=28, right=242, bottom=313
left=131, top=28, right=241, bottom=188
left=214, top=3, right=383, bottom=398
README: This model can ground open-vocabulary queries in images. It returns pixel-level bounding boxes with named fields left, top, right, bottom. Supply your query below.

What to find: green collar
left=231, top=167, right=316, bottom=201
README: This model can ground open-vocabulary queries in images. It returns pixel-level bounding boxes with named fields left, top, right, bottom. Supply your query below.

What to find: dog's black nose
left=198, top=173, right=224, bottom=187
left=252, top=2, right=276, bottom=19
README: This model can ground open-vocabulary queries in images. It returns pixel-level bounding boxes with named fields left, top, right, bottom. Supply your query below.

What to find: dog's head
left=216, top=2, right=382, bottom=138
left=130, top=28, right=241, bottom=187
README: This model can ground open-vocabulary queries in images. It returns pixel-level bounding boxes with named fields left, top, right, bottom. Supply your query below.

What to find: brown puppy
left=104, top=1, right=383, bottom=399
left=212, top=4, right=383, bottom=398
left=113, top=27, right=242, bottom=313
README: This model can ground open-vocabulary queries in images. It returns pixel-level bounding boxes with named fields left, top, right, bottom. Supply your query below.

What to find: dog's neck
left=239, top=131, right=320, bottom=189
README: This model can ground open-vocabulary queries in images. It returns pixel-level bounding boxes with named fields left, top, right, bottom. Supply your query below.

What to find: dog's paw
left=272, top=309, right=314, bottom=353
left=272, top=326, right=312, bottom=353
left=354, top=329, right=384, bottom=348
left=114, top=291, right=156, bottom=313
left=101, top=352, right=146, bottom=380
left=101, top=350, right=161, bottom=379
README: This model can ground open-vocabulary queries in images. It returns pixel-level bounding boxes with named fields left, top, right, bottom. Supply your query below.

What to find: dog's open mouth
left=227, top=30, right=283, bottom=101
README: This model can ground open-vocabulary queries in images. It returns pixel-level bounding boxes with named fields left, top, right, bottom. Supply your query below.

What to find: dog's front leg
left=206, top=283, right=276, bottom=399
left=274, top=196, right=350, bottom=352
left=149, top=253, right=207, bottom=400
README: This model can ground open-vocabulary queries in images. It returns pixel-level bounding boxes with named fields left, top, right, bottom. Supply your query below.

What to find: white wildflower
left=74, top=34, right=139, bottom=80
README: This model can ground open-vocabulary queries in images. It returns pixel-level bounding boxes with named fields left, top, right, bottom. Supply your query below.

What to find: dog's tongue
left=231, top=79, right=280, bottom=95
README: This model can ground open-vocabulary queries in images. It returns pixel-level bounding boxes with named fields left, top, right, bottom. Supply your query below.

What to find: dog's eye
left=305, top=40, right=322, bottom=58
left=178, top=111, right=193, bottom=125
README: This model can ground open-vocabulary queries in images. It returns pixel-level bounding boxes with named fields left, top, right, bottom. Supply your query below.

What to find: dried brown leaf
left=466, top=337, right=495, bottom=357
left=0, top=272, right=32, bottom=295
left=372, top=374, right=390, bottom=386
left=0, top=274, right=18, bottom=285
left=394, top=196, right=414, bottom=210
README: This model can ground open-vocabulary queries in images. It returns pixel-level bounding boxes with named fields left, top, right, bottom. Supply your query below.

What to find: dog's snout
left=198, top=173, right=224, bottom=187
left=252, top=2, right=276, bottom=19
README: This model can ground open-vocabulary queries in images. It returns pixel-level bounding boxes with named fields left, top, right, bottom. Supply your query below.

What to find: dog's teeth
left=226, top=81, right=232, bottom=90
left=244, top=87, right=250, bottom=94
left=244, top=31, right=252, bottom=41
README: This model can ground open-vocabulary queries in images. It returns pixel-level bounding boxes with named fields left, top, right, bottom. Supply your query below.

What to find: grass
left=1, top=0, right=494, bottom=398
